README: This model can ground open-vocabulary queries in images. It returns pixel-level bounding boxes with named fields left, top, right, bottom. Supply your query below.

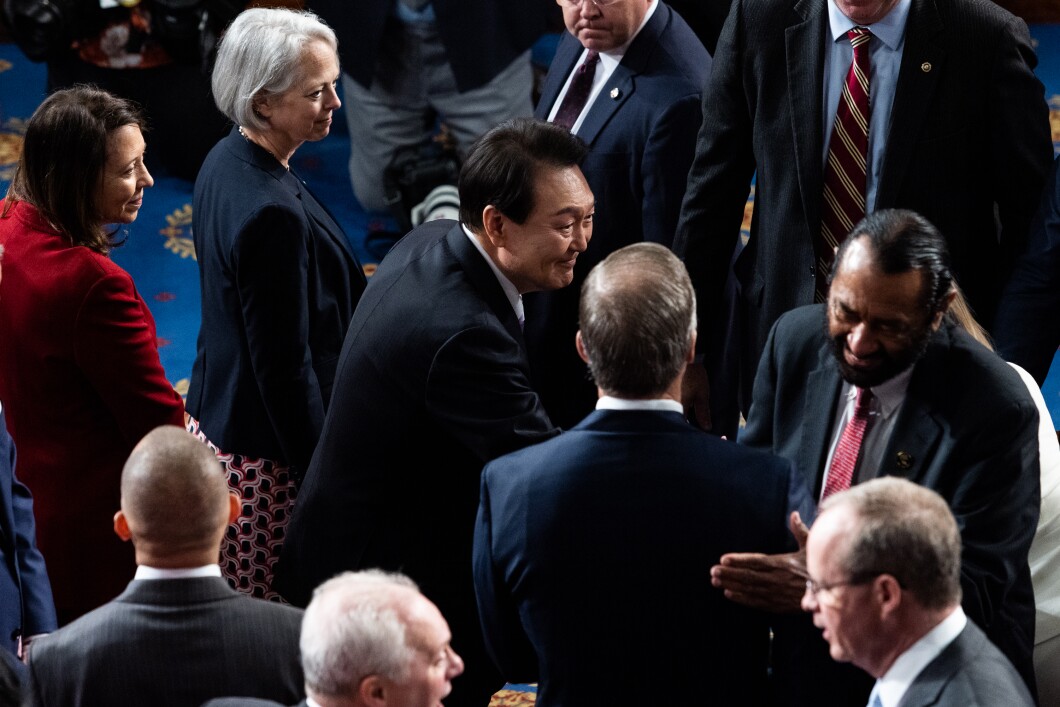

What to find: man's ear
left=114, top=510, right=132, bottom=542
left=480, top=205, right=507, bottom=249
left=931, top=289, right=958, bottom=331
left=875, top=574, right=904, bottom=619
left=359, top=675, right=388, bottom=707
left=576, top=330, right=590, bottom=364
left=227, top=491, right=241, bottom=524
left=686, top=331, right=697, bottom=363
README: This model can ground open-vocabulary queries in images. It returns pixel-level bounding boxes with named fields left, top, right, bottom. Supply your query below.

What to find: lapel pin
left=920, top=62, right=932, bottom=73
left=610, top=87, right=621, bottom=99
left=895, top=451, right=914, bottom=470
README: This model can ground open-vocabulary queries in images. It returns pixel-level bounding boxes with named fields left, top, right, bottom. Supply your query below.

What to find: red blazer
left=0, top=199, right=184, bottom=624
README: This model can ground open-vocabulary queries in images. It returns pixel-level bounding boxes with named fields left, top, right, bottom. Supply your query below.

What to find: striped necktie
left=819, top=27, right=871, bottom=302
left=822, top=387, right=874, bottom=499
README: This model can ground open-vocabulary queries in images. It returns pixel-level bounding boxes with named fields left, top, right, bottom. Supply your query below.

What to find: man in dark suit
left=275, top=118, right=594, bottom=707
left=26, top=427, right=304, bottom=707
left=803, top=477, right=1034, bottom=706
left=0, top=404, right=54, bottom=662
left=673, top=0, right=1052, bottom=428
left=474, top=242, right=804, bottom=705
left=714, top=210, right=1040, bottom=704
left=525, top=0, right=710, bottom=427
left=310, top=0, right=556, bottom=213
left=207, top=570, right=463, bottom=707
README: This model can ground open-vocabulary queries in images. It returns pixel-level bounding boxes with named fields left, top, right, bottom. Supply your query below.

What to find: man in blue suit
left=473, top=243, right=803, bottom=705
left=524, top=0, right=711, bottom=427
left=0, top=245, right=55, bottom=660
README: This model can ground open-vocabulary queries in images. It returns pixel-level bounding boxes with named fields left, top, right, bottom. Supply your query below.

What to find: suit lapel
left=895, top=624, right=975, bottom=707
left=876, top=0, right=944, bottom=207
left=786, top=0, right=828, bottom=240
left=535, top=34, right=582, bottom=120
left=446, top=225, right=525, bottom=344
left=801, top=343, right=843, bottom=498
left=880, top=329, right=946, bottom=482
left=294, top=177, right=362, bottom=273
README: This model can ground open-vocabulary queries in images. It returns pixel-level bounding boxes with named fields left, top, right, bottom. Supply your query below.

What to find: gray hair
left=211, top=7, right=337, bottom=131
left=301, top=570, right=421, bottom=697
left=578, top=242, right=696, bottom=397
left=820, top=477, right=962, bottom=610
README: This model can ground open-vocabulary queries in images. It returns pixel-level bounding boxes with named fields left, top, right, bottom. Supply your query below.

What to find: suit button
left=809, top=264, right=815, bottom=276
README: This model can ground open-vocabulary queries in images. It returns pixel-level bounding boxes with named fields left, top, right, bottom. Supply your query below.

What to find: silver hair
left=301, top=570, right=421, bottom=698
left=211, top=7, right=337, bottom=132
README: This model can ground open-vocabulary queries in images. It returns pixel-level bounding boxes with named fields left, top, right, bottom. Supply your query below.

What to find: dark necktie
left=818, top=27, right=871, bottom=302
left=822, top=387, right=874, bottom=499
left=552, top=51, right=600, bottom=131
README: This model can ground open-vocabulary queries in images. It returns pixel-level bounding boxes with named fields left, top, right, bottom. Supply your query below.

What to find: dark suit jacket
left=0, top=199, right=185, bottom=624
left=995, top=156, right=1060, bottom=385
left=187, top=127, right=366, bottom=475
left=311, top=0, right=557, bottom=92
left=474, top=408, right=799, bottom=706
left=674, top=0, right=1052, bottom=412
left=743, top=304, right=1040, bottom=703
left=525, top=4, right=710, bottom=427
left=897, top=620, right=1033, bottom=707
left=26, top=576, right=304, bottom=707
left=0, top=409, right=55, bottom=657
left=276, top=221, right=557, bottom=706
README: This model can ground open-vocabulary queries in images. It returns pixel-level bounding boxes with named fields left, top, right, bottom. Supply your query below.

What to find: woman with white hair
left=186, top=7, right=367, bottom=599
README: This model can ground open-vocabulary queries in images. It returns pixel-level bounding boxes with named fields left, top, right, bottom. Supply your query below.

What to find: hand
left=711, top=512, right=811, bottom=613
left=682, top=361, right=712, bottom=432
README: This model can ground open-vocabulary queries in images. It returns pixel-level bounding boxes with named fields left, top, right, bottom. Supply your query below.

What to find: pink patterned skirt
left=186, top=416, right=296, bottom=601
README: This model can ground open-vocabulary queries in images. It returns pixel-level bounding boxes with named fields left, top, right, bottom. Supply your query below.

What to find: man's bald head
left=118, top=426, right=232, bottom=565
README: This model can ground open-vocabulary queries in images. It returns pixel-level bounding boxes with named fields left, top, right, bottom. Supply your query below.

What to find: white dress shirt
left=596, top=395, right=683, bottom=414
left=462, top=224, right=523, bottom=323
left=134, top=564, right=223, bottom=580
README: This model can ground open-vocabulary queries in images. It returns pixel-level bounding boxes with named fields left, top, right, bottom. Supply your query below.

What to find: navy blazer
left=674, top=0, right=1053, bottom=413
left=27, top=577, right=304, bottom=707
left=474, top=407, right=800, bottom=706
left=187, top=128, right=366, bottom=474
left=0, top=409, right=55, bottom=657
left=525, top=3, right=710, bottom=427
left=897, top=621, right=1033, bottom=707
left=310, top=0, right=557, bottom=92
left=743, top=305, right=1041, bottom=703
left=276, top=221, right=557, bottom=707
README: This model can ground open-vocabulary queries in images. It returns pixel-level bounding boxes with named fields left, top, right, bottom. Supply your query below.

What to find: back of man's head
left=117, top=426, right=231, bottom=566
left=578, top=242, right=696, bottom=398
left=821, top=477, right=962, bottom=610
left=458, top=117, right=588, bottom=229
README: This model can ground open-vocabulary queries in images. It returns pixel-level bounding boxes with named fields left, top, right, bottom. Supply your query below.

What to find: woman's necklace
left=238, top=125, right=289, bottom=170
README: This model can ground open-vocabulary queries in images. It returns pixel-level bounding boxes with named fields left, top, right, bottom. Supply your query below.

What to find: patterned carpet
left=1, top=25, right=1060, bottom=707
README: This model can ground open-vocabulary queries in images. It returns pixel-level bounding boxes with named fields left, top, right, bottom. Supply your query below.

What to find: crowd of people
left=0, top=0, right=1058, bottom=705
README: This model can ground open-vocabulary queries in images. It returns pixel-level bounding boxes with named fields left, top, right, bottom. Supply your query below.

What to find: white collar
left=134, top=564, right=223, bottom=580
left=596, top=396, right=683, bottom=414
left=827, top=0, right=910, bottom=50
left=874, top=606, right=967, bottom=707
left=461, top=224, right=523, bottom=323
left=843, top=363, right=914, bottom=420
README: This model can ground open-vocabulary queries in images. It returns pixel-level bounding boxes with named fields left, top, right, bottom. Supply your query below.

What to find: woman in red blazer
left=0, top=87, right=185, bottom=624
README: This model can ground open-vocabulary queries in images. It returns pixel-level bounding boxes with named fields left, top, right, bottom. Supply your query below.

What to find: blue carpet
left=2, top=28, right=1060, bottom=415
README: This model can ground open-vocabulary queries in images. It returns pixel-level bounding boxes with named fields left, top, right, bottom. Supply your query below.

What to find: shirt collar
left=134, top=564, right=223, bottom=580
left=844, top=363, right=914, bottom=420
left=461, top=223, right=524, bottom=323
left=827, top=0, right=910, bottom=50
left=875, top=606, right=967, bottom=707
left=599, top=0, right=658, bottom=63
left=596, top=396, right=684, bottom=414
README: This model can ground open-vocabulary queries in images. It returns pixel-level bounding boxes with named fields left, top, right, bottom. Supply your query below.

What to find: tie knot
left=583, top=50, right=600, bottom=68
left=853, top=386, right=874, bottom=414
left=848, top=27, right=871, bottom=47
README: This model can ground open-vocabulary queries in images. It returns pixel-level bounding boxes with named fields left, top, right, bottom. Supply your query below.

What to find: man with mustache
left=715, top=209, right=1041, bottom=705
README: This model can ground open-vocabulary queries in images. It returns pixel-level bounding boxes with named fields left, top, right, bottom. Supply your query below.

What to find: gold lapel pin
left=920, top=62, right=932, bottom=73
left=895, top=451, right=914, bottom=470
left=610, top=87, right=621, bottom=99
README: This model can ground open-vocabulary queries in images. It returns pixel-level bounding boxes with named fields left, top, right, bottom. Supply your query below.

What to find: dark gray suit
left=744, top=304, right=1040, bottom=703
left=897, top=621, right=1033, bottom=707
left=27, top=577, right=304, bottom=707
left=674, top=0, right=1052, bottom=415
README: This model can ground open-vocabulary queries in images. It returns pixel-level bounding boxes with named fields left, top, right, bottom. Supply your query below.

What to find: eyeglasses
left=556, top=0, right=622, bottom=8
left=804, top=572, right=880, bottom=600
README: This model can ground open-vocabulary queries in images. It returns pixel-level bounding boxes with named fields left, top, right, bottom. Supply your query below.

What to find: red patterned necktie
left=552, top=51, right=600, bottom=131
left=818, top=27, right=871, bottom=302
left=822, top=387, right=875, bottom=500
